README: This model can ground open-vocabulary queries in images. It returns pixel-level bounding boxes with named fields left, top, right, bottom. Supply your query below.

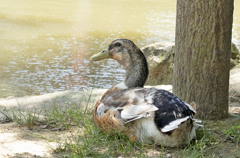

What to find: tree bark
left=173, top=0, right=234, bottom=119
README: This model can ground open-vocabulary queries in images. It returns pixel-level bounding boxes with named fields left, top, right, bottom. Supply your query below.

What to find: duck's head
left=90, top=39, right=146, bottom=69
left=91, top=39, right=140, bottom=66
left=90, top=39, right=148, bottom=88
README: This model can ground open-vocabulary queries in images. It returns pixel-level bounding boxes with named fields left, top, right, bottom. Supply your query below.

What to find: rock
left=142, top=42, right=240, bottom=85
left=229, top=63, right=240, bottom=111
left=0, top=89, right=107, bottom=119
left=231, top=43, right=240, bottom=68
left=229, top=64, right=240, bottom=97
left=141, top=42, right=174, bottom=85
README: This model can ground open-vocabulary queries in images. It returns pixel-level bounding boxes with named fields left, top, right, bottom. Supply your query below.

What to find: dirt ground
left=0, top=66, right=239, bottom=157
left=0, top=122, right=56, bottom=158
left=0, top=89, right=106, bottom=158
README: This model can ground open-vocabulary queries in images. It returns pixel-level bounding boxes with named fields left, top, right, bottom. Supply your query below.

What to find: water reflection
left=0, top=0, right=239, bottom=97
left=0, top=35, right=126, bottom=97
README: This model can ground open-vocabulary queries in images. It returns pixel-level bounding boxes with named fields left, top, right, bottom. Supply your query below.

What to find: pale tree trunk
left=173, top=0, right=234, bottom=119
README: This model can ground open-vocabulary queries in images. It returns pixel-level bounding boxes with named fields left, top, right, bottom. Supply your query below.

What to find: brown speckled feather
left=100, top=86, right=121, bottom=101
left=93, top=86, right=126, bottom=134
left=93, top=87, right=158, bottom=134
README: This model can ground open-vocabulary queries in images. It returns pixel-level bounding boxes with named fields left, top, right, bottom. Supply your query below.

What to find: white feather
left=161, top=116, right=190, bottom=132
left=121, top=103, right=158, bottom=124
left=96, top=103, right=105, bottom=116
left=145, top=88, right=158, bottom=104
left=190, top=125, right=196, bottom=140
left=193, top=119, right=203, bottom=128
left=184, top=102, right=196, bottom=113
left=115, top=82, right=128, bottom=89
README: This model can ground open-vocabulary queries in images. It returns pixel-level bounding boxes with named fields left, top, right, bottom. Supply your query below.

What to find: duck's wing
left=152, top=89, right=196, bottom=132
left=99, top=88, right=158, bottom=123
left=99, top=88, right=196, bottom=133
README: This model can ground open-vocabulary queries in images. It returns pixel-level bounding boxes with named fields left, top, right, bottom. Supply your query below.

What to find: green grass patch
left=224, top=125, right=240, bottom=144
left=53, top=107, right=148, bottom=157
left=0, top=107, right=42, bottom=129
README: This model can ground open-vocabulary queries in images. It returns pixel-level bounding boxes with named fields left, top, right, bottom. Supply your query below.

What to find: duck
left=90, top=39, right=201, bottom=147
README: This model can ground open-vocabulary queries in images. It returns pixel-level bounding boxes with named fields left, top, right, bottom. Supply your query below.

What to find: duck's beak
left=90, top=48, right=110, bottom=61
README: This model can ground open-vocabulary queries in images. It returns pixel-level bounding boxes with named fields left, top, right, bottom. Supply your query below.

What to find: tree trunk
left=173, top=0, right=234, bottom=120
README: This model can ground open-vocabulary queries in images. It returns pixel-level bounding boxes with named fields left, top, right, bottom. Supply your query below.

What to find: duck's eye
left=114, top=42, right=122, bottom=47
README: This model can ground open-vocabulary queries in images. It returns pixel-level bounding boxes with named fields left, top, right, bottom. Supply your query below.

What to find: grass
left=1, top=99, right=240, bottom=157
left=224, top=125, right=240, bottom=144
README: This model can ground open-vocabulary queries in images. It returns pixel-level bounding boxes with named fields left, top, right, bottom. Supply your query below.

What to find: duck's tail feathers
left=193, top=119, right=203, bottom=129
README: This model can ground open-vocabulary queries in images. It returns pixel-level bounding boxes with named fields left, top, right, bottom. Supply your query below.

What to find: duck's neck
left=116, top=50, right=149, bottom=89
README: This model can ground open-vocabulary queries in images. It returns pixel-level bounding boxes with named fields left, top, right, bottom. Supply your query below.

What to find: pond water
left=0, top=0, right=239, bottom=98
